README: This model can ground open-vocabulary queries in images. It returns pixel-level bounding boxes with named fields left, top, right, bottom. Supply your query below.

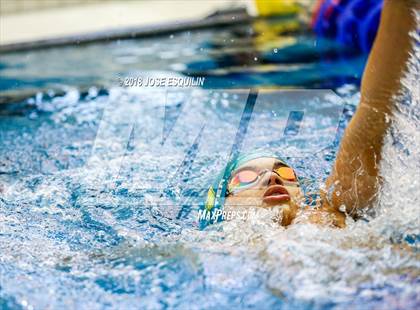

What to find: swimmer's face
left=224, top=157, right=303, bottom=225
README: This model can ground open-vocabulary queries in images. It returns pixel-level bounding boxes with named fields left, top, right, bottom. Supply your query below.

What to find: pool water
left=0, top=17, right=419, bottom=309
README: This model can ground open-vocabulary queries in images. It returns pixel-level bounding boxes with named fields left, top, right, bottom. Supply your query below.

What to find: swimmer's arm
left=321, top=0, right=418, bottom=220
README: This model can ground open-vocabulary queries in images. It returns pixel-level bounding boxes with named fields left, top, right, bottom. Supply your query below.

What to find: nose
left=262, top=171, right=284, bottom=187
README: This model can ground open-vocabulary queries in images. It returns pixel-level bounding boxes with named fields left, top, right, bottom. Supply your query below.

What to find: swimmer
left=204, top=0, right=419, bottom=228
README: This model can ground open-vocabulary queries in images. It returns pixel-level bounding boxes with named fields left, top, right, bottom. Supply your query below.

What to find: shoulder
left=293, top=205, right=346, bottom=228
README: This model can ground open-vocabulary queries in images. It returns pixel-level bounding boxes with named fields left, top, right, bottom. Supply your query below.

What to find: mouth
left=263, top=185, right=290, bottom=204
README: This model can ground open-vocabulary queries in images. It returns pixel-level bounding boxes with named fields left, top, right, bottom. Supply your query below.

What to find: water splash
left=1, top=21, right=419, bottom=310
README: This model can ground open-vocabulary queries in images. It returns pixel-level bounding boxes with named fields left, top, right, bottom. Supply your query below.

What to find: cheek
left=235, top=188, right=265, bottom=198
left=225, top=190, right=265, bottom=208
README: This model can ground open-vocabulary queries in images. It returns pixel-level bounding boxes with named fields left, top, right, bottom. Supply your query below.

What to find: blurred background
left=1, top=0, right=257, bottom=46
left=0, top=0, right=381, bottom=96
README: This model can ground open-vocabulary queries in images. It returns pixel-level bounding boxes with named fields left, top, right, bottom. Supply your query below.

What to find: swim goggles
left=227, top=163, right=298, bottom=195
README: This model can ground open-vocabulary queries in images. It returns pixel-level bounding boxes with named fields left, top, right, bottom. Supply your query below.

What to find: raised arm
left=322, top=0, right=419, bottom=219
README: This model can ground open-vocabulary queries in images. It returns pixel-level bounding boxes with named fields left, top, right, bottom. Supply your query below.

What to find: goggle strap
left=205, top=186, right=216, bottom=211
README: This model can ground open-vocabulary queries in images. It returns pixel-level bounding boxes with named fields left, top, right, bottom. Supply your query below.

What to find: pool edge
left=0, top=9, right=254, bottom=54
